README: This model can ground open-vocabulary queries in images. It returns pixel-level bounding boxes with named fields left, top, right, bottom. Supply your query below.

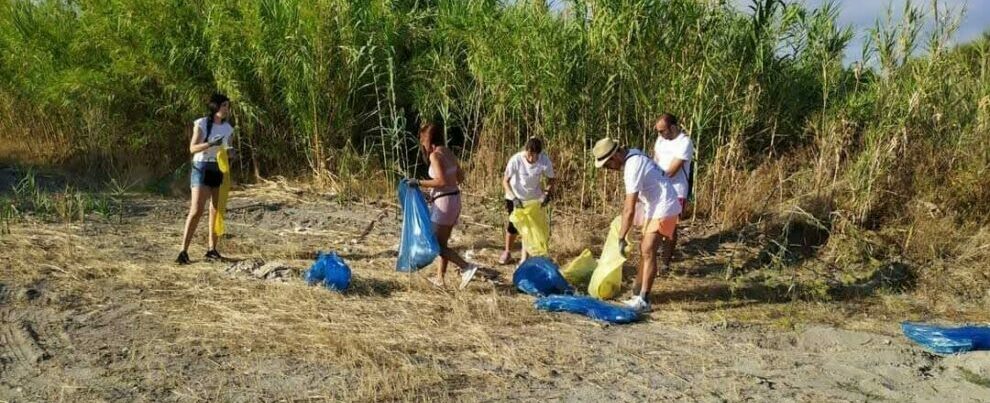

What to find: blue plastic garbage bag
left=902, top=322, right=990, bottom=355
left=512, top=256, right=574, bottom=297
left=305, top=252, right=351, bottom=292
left=396, top=180, right=441, bottom=272
left=535, top=295, right=641, bottom=324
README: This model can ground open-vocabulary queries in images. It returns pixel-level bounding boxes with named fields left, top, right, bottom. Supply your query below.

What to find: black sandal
left=175, top=251, right=191, bottom=265
left=205, top=249, right=223, bottom=261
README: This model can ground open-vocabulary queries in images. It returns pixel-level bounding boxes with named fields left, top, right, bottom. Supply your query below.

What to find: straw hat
left=592, top=138, right=620, bottom=168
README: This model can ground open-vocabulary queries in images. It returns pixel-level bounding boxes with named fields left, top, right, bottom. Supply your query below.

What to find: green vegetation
left=1, top=169, right=120, bottom=224
left=959, top=367, right=990, bottom=389
left=1, top=0, right=987, bottom=305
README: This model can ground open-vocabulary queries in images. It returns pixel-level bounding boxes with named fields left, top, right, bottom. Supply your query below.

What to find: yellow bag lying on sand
left=213, top=147, right=231, bottom=237
left=509, top=200, right=550, bottom=256
left=588, top=216, right=628, bottom=300
left=562, top=249, right=596, bottom=287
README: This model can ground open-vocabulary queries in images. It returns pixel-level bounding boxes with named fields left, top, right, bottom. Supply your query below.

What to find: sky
left=785, top=0, right=989, bottom=63
left=546, top=0, right=990, bottom=63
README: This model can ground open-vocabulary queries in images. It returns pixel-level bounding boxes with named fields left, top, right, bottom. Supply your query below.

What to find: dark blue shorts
left=190, top=161, right=223, bottom=188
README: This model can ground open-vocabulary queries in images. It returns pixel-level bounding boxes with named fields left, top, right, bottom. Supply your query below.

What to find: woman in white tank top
left=176, top=93, right=234, bottom=265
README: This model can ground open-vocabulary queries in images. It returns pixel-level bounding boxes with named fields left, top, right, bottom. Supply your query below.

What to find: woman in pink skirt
left=408, top=121, right=479, bottom=289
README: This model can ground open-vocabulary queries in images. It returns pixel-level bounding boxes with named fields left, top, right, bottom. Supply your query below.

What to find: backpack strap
left=202, top=118, right=213, bottom=143
left=684, top=166, right=693, bottom=200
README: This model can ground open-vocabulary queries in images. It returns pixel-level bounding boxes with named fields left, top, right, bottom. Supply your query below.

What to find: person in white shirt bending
left=593, top=138, right=681, bottom=312
left=499, top=137, right=556, bottom=265
left=652, top=113, right=693, bottom=274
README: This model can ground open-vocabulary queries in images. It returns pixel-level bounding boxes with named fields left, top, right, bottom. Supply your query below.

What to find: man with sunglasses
left=653, top=113, right=694, bottom=275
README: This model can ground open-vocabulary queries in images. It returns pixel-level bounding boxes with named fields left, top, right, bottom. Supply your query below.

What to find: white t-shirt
left=624, top=149, right=681, bottom=220
left=192, top=117, right=234, bottom=162
left=503, top=152, right=555, bottom=201
left=653, top=132, right=693, bottom=198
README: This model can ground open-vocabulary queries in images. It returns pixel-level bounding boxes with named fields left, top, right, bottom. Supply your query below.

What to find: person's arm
left=189, top=123, right=214, bottom=154
left=619, top=192, right=637, bottom=240
left=618, top=158, right=640, bottom=251
left=666, top=159, right=685, bottom=178
left=224, top=130, right=238, bottom=160
left=543, top=156, right=556, bottom=198
left=502, top=175, right=516, bottom=199
left=503, top=158, right=520, bottom=200
left=666, top=137, right=693, bottom=178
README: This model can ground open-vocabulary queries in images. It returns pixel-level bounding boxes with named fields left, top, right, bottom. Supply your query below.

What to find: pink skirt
left=430, top=193, right=462, bottom=226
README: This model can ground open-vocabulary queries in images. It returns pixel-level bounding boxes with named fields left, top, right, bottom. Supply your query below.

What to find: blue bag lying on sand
left=902, top=322, right=990, bottom=355
left=396, top=180, right=441, bottom=272
left=535, top=295, right=641, bottom=324
left=512, top=256, right=574, bottom=297
left=305, top=252, right=351, bottom=292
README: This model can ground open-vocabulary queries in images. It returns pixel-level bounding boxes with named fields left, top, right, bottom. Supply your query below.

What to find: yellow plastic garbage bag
left=213, top=147, right=231, bottom=237
left=562, top=249, right=596, bottom=287
left=509, top=200, right=550, bottom=257
left=588, top=216, right=629, bottom=300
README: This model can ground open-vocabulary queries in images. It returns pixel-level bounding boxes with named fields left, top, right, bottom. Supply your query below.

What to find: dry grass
left=3, top=182, right=989, bottom=401
left=2, top=183, right=612, bottom=400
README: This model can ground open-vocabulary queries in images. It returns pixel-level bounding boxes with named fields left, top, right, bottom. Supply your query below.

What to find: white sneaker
left=623, top=295, right=650, bottom=312
left=459, top=265, right=478, bottom=290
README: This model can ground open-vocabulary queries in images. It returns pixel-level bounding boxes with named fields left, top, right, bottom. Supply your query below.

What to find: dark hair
left=658, top=113, right=679, bottom=127
left=419, top=121, right=445, bottom=147
left=205, top=92, right=230, bottom=137
left=525, top=137, right=543, bottom=154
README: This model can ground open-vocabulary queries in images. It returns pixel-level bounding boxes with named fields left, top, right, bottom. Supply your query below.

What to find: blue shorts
left=190, top=161, right=223, bottom=188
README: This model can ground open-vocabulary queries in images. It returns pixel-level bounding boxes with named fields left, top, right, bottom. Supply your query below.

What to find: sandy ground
left=2, top=181, right=989, bottom=402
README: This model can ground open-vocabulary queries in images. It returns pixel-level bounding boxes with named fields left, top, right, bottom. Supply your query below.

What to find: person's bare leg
left=181, top=186, right=210, bottom=252
left=434, top=223, right=470, bottom=270
left=503, top=230, right=516, bottom=256
left=208, top=186, right=221, bottom=250
left=433, top=224, right=451, bottom=284
left=640, top=231, right=662, bottom=299
left=432, top=224, right=470, bottom=287
left=632, top=265, right=643, bottom=294
left=659, top=226, right=677, bottom=276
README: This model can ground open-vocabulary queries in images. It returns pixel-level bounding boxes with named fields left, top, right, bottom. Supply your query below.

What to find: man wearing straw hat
left=593, top=138, right=681, bottom=312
